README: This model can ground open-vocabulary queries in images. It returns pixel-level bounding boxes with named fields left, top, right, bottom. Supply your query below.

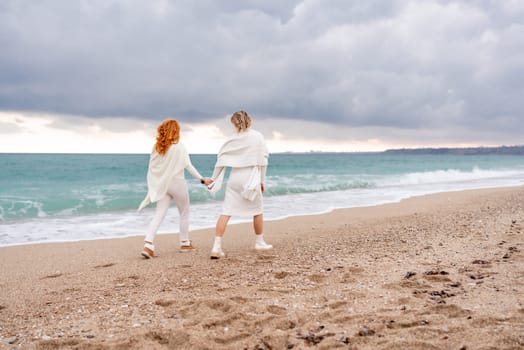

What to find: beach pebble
left=404, top=271, right=416, bottom=279
left=2, top=336, right=17, bottom=344
left=41, top=335, right=52, bottom=341
left=468, top=274, right=484, bottom=280
left=424, top=270, right=449, bottom=275
left=357, top=326, right=375, bottom=336
left=472, top=259, right=489, bottom=265
left=340, top=336, right=350, bottom=344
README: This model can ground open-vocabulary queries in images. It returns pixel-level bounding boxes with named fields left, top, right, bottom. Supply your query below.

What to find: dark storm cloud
left=0, top=0, right=523, bottom=139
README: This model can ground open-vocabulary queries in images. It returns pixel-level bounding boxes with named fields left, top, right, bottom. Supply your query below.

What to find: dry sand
left=0, top=187, right=523, bottom=349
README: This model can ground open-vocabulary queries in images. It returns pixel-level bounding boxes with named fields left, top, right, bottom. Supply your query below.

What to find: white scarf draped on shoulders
left=210, top=129, right=269, bottom=197
left=137, top=143, right=190, bottom=211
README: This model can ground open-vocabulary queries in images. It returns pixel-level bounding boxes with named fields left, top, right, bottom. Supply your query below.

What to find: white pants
left=144, top=179, right=190, bottom=244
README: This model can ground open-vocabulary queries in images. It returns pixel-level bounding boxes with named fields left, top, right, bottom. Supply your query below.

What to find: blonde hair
left=230, top=110, right=252, bottom=132
left=155, top=119, right=180, bottom=155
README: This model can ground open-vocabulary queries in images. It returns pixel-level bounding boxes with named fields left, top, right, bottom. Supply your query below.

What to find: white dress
left=218, top=166, right=266, bottom=217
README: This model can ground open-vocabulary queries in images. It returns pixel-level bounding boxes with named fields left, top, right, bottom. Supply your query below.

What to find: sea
left=1, top=153, right=524, bottom=247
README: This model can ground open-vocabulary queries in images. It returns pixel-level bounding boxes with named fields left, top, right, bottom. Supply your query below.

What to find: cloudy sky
left=0, top=0, right=523, bottom=153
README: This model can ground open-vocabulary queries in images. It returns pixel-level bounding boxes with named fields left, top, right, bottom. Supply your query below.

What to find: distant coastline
left=277, top=145, right=524, bottom=155
left=384, top=145, right=524, bottom=155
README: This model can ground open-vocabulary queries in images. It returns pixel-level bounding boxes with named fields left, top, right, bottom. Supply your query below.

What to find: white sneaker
left=141, top=243, right=155, bottom=259
left=255, top=241, right=273, bottom=250
left=179, top=240, right=196, bottom=253
left=210, top=247, right=225, bottom=259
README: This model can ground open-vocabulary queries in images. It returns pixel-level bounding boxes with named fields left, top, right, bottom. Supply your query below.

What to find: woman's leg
left=253, top=214, right=263, bottom=235
left=168, top=180, right=190, bottom=244
left=215, top=215, right=231, bottom=237
left=253, top=214, right=272, bottom=250
left=144, top=195, right=171, bottom=244
left=211, top=215, right=231, bottom=258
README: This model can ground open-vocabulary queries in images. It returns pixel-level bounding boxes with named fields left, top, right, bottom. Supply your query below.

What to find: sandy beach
left=0, top=186, right=523, bottom=349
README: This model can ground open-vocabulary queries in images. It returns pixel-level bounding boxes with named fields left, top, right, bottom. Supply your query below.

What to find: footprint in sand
left=213, top=332, right=252, bottom=346
left=203, top=299, right=234, bottom=313
left=385, top=319, right=430, bottom=329
left=429, top=304, right=470, bottom=318
left=267, top=305, right=287, bottom=315
left=347, top=266, right=366, bottom=274
left=155, top=299, right=176, bottom=307
left=308, top=274, right=326, bottom=283
left=35, top=338, right=83, bottom=348
left=145, top=330, right=190, bottom=348
left=424, top=274, right=452, bottom=282
left=257, top=254, right=275, bottom=261
left=273, top=271, right=289, bottom=279
left=327, top=301, right=348, bottom=309
left=229, top=296, right=248, bottom=304
left=113, top=275, right=141, bottom=288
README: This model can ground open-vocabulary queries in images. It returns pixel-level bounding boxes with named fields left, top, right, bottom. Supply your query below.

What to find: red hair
left=155, top=119, right=180, bottom=155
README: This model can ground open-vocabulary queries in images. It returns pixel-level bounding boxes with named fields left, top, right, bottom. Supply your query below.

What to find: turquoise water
left=1, top=153, right=524, bottom=246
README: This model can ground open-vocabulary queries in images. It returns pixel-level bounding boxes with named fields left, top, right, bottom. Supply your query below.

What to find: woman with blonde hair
left=138, top=119, right=211, bottom=259
left=208, top=110, right=272, bottom=258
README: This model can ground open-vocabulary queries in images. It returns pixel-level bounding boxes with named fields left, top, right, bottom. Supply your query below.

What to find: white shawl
left=210, top=129, right=269, bottom=198
left=138, top=143, right=190, bottom=211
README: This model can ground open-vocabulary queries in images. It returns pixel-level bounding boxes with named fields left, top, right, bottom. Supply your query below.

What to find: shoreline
left=1, top=186, right=523, bottom=349
left=1, top=183, right=523, bottom=249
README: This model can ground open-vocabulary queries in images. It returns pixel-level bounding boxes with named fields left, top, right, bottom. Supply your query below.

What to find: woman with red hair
left=138, top=119, right=211, bottom=259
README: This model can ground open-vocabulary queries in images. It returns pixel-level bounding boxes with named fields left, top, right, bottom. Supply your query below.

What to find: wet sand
left=1, top=187, right=523, bottom=349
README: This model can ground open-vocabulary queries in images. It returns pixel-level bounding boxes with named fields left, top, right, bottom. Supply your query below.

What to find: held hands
left=201, top=178, right=213, bottom=186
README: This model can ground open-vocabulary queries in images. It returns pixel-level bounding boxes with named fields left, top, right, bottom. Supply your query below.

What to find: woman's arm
left=180, top=144, right=204, bottom=181
left=185, top=162, right=204, bottom=181
left=260, top=166, right=267, bottom=183
left=260, top=166, right=267, bottom=193
left=210, top=166, right=224, bottom=181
